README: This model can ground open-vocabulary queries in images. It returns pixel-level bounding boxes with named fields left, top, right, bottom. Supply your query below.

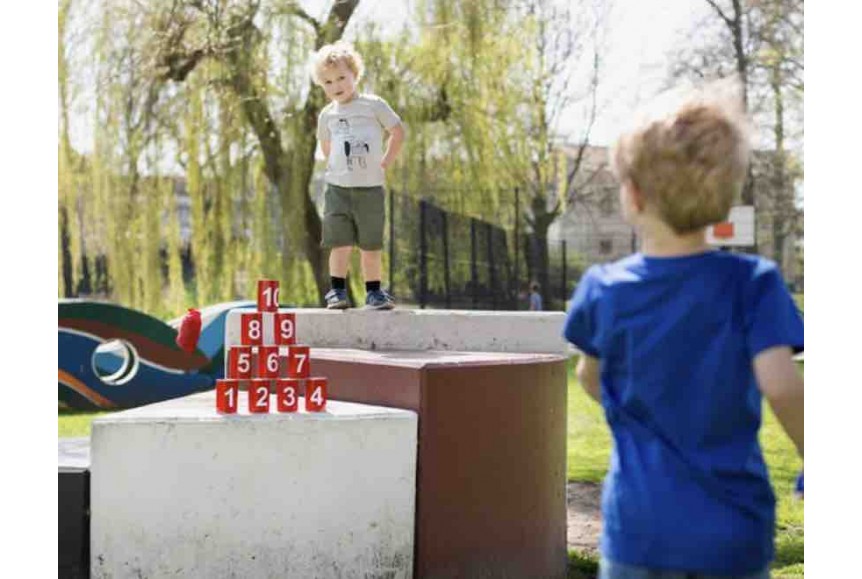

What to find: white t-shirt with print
left=317, top=93, right=402, bottom=188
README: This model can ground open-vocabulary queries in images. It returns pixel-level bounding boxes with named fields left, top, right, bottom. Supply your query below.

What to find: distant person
left=562, top=80, right=803, bottom=579
left=312, top=41, right=405, bottom=310
left=528, top=281, right=543, bottom=311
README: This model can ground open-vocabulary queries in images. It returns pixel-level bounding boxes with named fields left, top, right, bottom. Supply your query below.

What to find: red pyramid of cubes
left=216, top=280, right=328, bottom=415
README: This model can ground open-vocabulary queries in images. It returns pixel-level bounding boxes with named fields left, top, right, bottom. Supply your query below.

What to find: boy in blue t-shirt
left=563, top=82, right=803, bottom=578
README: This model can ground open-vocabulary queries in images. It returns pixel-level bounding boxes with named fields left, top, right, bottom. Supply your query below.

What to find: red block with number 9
left=257, top=279, right=280, bottom=312
left=276, top=378, right=300, bottom=413
left=216, top=379, right=239, bottom=414
left=258, top=346, right=281, bottom=379
left=248, top=379, right=271, bottom=413
left=305, top=377, right=327, bottom=412
left=288, top=345, right=311, bottom=378
left=228, top=346, right=253, bottom=379
left=241, top=313, right=264, bottom=346
left=274, top=312, right=296, bottom=345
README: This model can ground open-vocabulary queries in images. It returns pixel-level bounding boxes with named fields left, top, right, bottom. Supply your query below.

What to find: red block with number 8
left=305, top=377, right=327, bottom=412
left=288, top=345, right=311, bottom=378
left=228, top=346, right=253, bottom=379
left=248, top=379, right=271, bottom=413
left=276, top=378, right=300, bottom=413
left=258, top=346, right=281, bottom=379
left=274, top=312, right=296, bottom=345
left=216, top=379, right=239, bottom=414
left=241, top=312, right=264, bottom=346
left=257, top=279, right=280, bottom=312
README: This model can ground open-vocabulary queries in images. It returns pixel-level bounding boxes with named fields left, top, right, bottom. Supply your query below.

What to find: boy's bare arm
left=754, top=346, right=804, bottom=458
left=576, top=354, right=601, bottom=403
left=381, top=124, right=405, bottom=169
left=321, top=140, right=331, bottom=159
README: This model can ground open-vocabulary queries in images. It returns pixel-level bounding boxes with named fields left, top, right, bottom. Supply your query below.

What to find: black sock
left=366, top=281, right=381, bottom=293
left=331, top=276, right=346, bottom=291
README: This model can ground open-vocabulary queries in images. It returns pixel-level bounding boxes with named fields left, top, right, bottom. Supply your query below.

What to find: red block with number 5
left=241, top=312, right=264, bottom=346
left=258, top=346, right=281, bottom=379
left=248, top=379, right=271, bottom=413
left=305, top=377, right=327, bottom=412
left=228, top=346, right=254, bottom=379
left=276, top=378, right=300, bottom=413
left=257, top=279, right=280, bottom=312
left=274, top=312, right=296, bottom=345
left=216, top=379, right=239, bottom=414
left=288, top=345, right=311, bottom=378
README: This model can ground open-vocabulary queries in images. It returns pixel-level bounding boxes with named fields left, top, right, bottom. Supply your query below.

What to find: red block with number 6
left=276, top=378, right=300, bottom=413
left=305, top=377, right=327, bottom=412
left=274, top=312, right=296, bottom=346
left=248, top=379, right=271, bottom=413
left=241, top=312, right=264, bottom=346
left=257, top=279, right=280, bottom=312
left=258, top=346, right=281, bottom=379
left=287, top=345, right=311, bottom=378
left=228, top=346, right=254, bottom=379
left=216, top=379, right=239, bottom=414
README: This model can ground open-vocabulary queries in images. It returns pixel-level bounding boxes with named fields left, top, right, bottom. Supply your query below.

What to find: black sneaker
left=365, top=289, right=395, bottom=310
left=325, top=288, right=350, bottom=309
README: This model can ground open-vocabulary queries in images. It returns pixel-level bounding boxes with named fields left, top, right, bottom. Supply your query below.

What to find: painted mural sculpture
left=58, top=299, right=253, bottom=410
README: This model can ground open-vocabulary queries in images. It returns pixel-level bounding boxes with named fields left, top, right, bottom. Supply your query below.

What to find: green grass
left=565, top=358, right=804, bottom=577
left=58, top=409, right=113, bottom=438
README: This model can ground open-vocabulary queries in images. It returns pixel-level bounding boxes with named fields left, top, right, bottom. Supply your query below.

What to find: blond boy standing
left=312, top=41, right=404, bottom=310
left=563, top=82, right=803, bottom=578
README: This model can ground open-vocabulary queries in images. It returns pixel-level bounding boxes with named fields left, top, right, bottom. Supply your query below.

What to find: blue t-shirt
left=562, top=251, right=803, bottom=574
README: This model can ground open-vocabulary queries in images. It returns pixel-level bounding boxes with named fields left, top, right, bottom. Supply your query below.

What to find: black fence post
left=389, top=188, right=395, bottom=296
left=486, top=222, right=496, bottom=310
left=419, top=199, right=428, bottom=309
left=442, top=209, right=451, bottom=309
left=561, top=240, right=567, bottom=311
left=470, top=218, right=478, bottom=309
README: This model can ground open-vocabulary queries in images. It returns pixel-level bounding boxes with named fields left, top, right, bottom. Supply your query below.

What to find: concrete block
left=90, top=391, right=418, bottom=579
left=225, top=308, right=571, bottom=358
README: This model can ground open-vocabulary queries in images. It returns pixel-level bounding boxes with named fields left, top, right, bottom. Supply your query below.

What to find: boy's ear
left=629, top=181, right=646, bottom=212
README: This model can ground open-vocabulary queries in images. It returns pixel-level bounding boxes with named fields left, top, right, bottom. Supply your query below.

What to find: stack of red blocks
left=216, top=279, right=328, bottom=415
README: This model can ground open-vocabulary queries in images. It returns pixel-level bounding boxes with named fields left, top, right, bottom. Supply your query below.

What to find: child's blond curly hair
left=611, top=80, right=751, bottom=233
left=311, top=41, right=364, bottom=86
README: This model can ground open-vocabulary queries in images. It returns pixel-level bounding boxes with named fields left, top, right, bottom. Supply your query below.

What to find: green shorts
left=321, top=183, right=386, bottom=251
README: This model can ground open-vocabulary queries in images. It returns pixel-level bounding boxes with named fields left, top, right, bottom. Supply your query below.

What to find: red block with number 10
left=257, top=280, right=280, bottom=312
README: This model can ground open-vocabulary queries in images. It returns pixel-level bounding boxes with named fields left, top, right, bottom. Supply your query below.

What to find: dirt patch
left=567, top=481, right=602, bottom=556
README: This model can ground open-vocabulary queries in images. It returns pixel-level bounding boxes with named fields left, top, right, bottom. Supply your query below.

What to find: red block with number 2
left=248, top=379, right=271, bottom=413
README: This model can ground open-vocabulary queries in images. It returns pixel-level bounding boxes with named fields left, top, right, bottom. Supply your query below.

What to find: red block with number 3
left=274, top=312, right=296, bottom=345
left=276, top=378, right=300, bottom=413
left=288, top=345, right=311, bottom=378
left=216, top=379, right=239, bottom=414
left=228, top=346, right=254, bottom=379
left=248, top=379, right=271, bottom=413
left=257, top=279, right=280, bottom=312
left=258, top=346, right=281, bottom=379
left=241, top=312, right=264, bottom=346
left=305, top=377, right=327, bottom=412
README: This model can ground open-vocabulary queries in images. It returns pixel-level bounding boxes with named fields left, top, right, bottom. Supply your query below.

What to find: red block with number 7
left=228, top=346, right=254, bottom=379
left=287, top=345, right=311, bottom=378
left=248, top=379, right=271, bottom=413
left=305, top=377, right=327, bottom=412
left=274, top=312, right=296, bottom=345
left=276, top=378, right=300, bottom=413
left=216, top=379, right=239, bottom=414
left=258, top=346, right=281, bottom=379
left=241, top=312, right=264, bottom=346
left=257, top=279, right=280, bottom=312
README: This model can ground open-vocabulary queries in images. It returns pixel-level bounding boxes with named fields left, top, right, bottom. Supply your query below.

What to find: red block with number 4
left=258, top=346, right=281, bottom=379
left=274, top=312, right=296, bottom=345
left=257, top=279, right=280, bottom=312
left=241, top=312, right=264, bottom=346
left=288, top=345, right=311, bottom=378
left=305, top=377, right=327, bottom=412
left=248, top=379, right=271, bottom=413
left=228, top=346, right=254, bottom=379
left=216, top=379, right=240, bottom=414
left=276, top=378, right=300, bottom=413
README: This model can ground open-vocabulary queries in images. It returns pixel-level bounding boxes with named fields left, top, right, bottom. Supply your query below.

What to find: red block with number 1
left=216, top=379, right=239, bottom=414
